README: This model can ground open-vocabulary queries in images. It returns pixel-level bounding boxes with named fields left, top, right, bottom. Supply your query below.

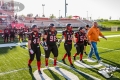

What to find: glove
left=74, top=43, right=77, bottom=47
left=29, top=49, right=34, bottom=54
left=40, top=41, right=44, bottom=47
left=43, top=46, right=48, bottom=50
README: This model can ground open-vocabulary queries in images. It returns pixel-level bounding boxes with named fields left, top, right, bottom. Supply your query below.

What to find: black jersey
left=74, top=31, right=85, bottom=44
left=44, top=30, right=57, bottom=46
left=10, top=29, right=14, bottom=34
left=62, top=30, right=74, bottom=44
left=28, top=32, right=41, bottom=48
left=4, top=29, right=9, bottom=35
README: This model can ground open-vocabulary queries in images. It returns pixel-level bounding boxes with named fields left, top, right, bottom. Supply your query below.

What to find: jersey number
left=33, top=38, right=39, bottom=44
left=80, top=36, right=84, bottom=41
left=68, top=35, right=72, bottom=40
left=50, top=36, right=56, bottom=42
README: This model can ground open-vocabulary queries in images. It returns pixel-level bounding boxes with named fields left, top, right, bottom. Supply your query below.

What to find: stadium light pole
left=65, top=0, right=68, bottom=18
left=42, top=4, right=45, bottom=17
left=87, top=11, right=88, bottom=20
left=59, top=10, right=61, bottom=19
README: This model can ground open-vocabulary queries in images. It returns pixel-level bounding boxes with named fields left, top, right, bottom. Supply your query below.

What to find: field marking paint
left=0, top=68, right=28, bottom=75
left=0, top=34, right=119, bottom=79
left=98, top=47, right=120, bottom=52
left=34, top=68, right=52, bottom=80
left=40, top=54, right=100, bottom=80
left=34, top=67, right=79, bottom=80
left=74, top=60, right=103, bottom=68
left=100, top=34, right=120, bottom=38
left=106, top=40, right=120, bottom=42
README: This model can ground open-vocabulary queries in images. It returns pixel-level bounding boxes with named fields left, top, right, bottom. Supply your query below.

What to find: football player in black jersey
left=43, top=23, right=58, bottom=68
left=28, top=24, right=42, bottom=74
left=73, top=27, right=86, bottom=62
left=58, top=24, right=75, bottom=67
left=19, top=28, right=24, bottom=42
left=4, top=26, right=10, bottom=43
left=10, top=27, right=15, bottom=42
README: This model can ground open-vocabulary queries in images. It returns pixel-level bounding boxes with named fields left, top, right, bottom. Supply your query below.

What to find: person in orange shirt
left=87, top=22, right=107, bottom=63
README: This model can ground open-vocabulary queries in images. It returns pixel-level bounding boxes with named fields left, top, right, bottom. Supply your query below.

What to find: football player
left=19, top=27, right=24, bottom=42
left=58, top=24, right=75, bottom=67
left=10, top=27, right=15, bottom=42
left=4, top=26, right=10, bottom=43
left=73, top=27, right=86, bottom=62
left=28, top=24, right=42, bottom=74
left=43, top=23, right=58, bottom=68
left=84, top=25, right=90, bottom=55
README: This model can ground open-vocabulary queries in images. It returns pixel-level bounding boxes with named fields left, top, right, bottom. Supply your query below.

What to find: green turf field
left=0, top=31, right=120, bottom=80
left=98, top=20, right=120, bottom=28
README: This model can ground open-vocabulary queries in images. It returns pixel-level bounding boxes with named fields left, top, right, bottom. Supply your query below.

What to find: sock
left=68, top=56, right=72, bottom=64
left=37, top=61, right=41, bottom=70
left=54, top=59, right=57, bottom=66
left=28, top=59, right=32, bottom=65
left=74, top=53, right=78, bottom=57
left=80, top=54, right=83, bottom=60
left=63, top=53, right=67, bottom=59
left=45, top=59, right=48, bottom=66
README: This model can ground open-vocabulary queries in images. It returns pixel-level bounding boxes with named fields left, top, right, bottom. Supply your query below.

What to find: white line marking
left=34, top=67, right=79, bottom=80
left=41, top=54, right=100, bottom=80
left=74, top=60, right=103, bottom=68
left=98, top=47, right=120, bottom=52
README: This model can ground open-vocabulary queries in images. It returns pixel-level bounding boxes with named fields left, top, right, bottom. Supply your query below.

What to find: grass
left=0, top=31, right=120, bottom=80
left=98, top=20, right=120, bottom=28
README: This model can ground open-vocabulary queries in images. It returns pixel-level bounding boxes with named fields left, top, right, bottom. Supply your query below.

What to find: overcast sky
left=7, top=0, right=120, bottom=19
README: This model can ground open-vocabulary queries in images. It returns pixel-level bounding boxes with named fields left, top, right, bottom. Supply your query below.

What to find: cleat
left=38, top=70, right=42, bottom=74
left=84, top=52, right=87, bottom=55
left=73, top=56, right=76, bottom=60
left=80, top=60, right=84, bottom=63
left=62, top=59, right=66, bottom=64
left=70, top=64, right=75, bottom=68
left=28, top=64, right=32, bottom=70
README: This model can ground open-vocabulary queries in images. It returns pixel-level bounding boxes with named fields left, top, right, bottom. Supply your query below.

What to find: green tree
left=50, top=14, right=56, bottom=19
left=67, top=15, right=72, bottom=19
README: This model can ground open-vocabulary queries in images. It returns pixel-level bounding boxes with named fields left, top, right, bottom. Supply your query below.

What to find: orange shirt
left=87, top=26, right=103, bottom=42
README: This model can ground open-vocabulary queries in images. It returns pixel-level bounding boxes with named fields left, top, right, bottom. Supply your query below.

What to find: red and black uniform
left=10, top=28, right=15, bottom=41
left=19, top=29, right=24, bottom=41
left=62, top=30, right=74, bottom=56
left=62, top=30, right=74, bottom=65
left=73, top=31, right=86, bottom=61
left=44, top=29, right=58, bottom=58
left=28, top=32, right=41, bottom=70
left=4, top=28, right=10, bottom=42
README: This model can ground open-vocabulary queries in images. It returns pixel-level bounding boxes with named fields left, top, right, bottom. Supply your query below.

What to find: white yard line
left=98, top=47, right=120, bottom=52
